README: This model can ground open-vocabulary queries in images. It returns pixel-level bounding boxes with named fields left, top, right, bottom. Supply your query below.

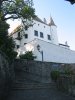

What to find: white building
left=10, top=16, right=75, bottom=64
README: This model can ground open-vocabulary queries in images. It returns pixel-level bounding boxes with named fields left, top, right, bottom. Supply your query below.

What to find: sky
left=8, top=0, right=75, bottom=50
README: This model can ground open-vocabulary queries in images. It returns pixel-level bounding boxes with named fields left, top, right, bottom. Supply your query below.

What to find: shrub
left=63, top=66, right=74, bottom=75
left=51, top=70, right=60, bottom=82
left=19, top=51, right=36, bottom=60
left=64, top=69, right=74, bottom=75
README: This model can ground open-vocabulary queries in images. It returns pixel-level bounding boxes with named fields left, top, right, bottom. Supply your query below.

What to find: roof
left=10, top=16, right=57, bottom=35
left=34, top=16, right=44, bottom=23
left=34, top=16, right=48, bottom=25
left=48, top=17, right=56, bottom=26
left=10, top=25, right=22, bottom=36
left=59, top=43, right=70, bottom=47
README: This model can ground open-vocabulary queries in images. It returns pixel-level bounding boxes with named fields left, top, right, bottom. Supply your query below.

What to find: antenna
left=50, top=14, right=51, bottom=22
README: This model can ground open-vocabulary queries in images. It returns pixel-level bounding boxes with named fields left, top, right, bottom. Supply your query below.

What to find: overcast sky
left=8, top=0, right=75, bottom=50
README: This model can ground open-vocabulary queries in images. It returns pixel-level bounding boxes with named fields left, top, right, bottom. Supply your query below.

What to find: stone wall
left=0, top=51, right=9, bottom=99
left=0, top=51, right=14, bottom=100
left=13, top=59, right=75, bottom=96
left=14, top=59, right=73, bottom=83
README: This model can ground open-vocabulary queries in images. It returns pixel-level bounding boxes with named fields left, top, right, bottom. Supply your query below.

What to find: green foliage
left=62, top=64, right=74, bottom=75
left=65, top=0, right=75, bottom=4
left=0, top=0, right=35, bottom=61
left=64, top=68, right=74, bottom=75
left=51, top=70, right=60, bottom=82
left=19, top=51, right=36, bottom=60
left=20, top=6, right=35, bottom=19
left=64, top=70, right=73, bottom=75
left=0, top=0, right=35, bottom=21
left=0, top=21, right=17, bottom=61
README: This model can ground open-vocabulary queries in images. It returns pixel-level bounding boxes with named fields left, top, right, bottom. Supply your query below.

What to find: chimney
left=65, top=41, right=68, bottom=45
left=43, top=18, right=47, bottom=24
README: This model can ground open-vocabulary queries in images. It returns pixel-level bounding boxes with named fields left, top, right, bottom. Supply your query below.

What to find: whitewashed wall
left=20, top=27, right=34, bottom=47
left=12, top=33, right=21, bottom=46
left=50, top=26, right=59, bottom=45
left=19, top=19, right=59, bottom=47
left=11, top=19, right=59, bottom=52
left=28, top=39, right=75, bottom=64
left=11, top=19, right=75, bottom=64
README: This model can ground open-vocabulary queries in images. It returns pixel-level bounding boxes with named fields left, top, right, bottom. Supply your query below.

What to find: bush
left=19, top=51, right=36, bottom=60
left=51, top=70, right=60, bottom=82
left=63, top=65, right=74, bottom=75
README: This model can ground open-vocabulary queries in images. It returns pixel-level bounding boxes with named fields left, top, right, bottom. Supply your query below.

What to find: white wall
left=12, top=32, right=21, bottom=46
left=12, top=19, right=59, bottom=51
left=50, top=26, right=59, bottom=45
left=11, top=19, right=75, bottom=64
left=19, top=19, right=59, bottom=47
left=20, top=27, right=34, bottom=47
left=33, top=20, right=52, bottom=42
left=29, top=39, right=75, bottom=64
left=32, top=20, right=59, bottom=44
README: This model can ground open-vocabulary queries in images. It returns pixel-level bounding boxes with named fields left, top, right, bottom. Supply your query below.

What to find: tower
left=49, top=17, right=59, bottom=45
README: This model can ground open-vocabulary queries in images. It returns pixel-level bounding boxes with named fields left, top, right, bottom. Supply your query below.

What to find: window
left=44, top=26, right=45, bottom=28
left=34, top=30, right=38, bottom=36
left=24, top=34, right=28, bottom=39
left=25, top=26, right=28, bottom=30
left=17, top=45, right=20, bottom=49
left=47, top=35, right=51, bottom=40
left=18, top=32, right=20, bottom=37
left=40, top=32, right=44, bottom=38
left=24, top=43, right=27, bottom=45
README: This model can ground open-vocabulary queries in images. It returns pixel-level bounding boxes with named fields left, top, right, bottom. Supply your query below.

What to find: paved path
left=8, top=87, right=75, bottom=100
left=7, top=73, right=75, bottom=100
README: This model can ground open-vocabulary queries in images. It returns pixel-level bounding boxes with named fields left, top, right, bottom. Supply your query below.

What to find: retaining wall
left=14, top=59, right=75, bottom=83
left=0, top=51, right=14, bottom=100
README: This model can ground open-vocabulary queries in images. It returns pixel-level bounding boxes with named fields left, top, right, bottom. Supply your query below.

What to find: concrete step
left=12, top=82, right=56, bottom=90
left=15, top=78, right=40, bottom=83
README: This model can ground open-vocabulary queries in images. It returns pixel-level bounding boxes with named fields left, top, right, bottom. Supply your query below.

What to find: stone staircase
left=12, top=80, right=56, bottom=90
left=8, top=65, right=74, bottom=100
left=11, top=68, right=55, bottom=90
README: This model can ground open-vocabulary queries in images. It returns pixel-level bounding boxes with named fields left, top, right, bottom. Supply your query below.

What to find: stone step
left=15, top=78, right=40, bottom=83
left=12, top=82, right=56, bottom=90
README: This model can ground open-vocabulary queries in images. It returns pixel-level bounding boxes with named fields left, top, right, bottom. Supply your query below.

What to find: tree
left=0, top=0, right=35, bottom=61
left=19, top=51, right=36, bottom=60
left=0, top=0, right=35, bottom=21
left=0, top=20, right=17, bottom=61
left=65, top=0, right=75, bottom=4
